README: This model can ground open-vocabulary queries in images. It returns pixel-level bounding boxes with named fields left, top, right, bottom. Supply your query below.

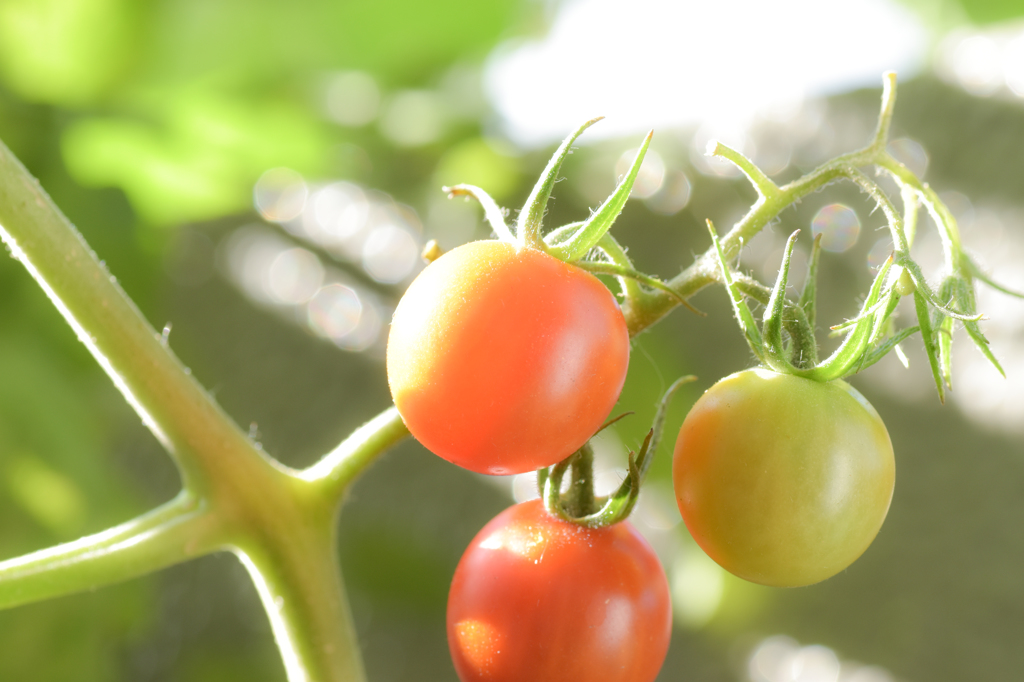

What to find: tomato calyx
left=708, top=215, right=999, bottom=396
left=699, top=75, right=1016, bottom=400
left=538, top=375, right=694, bottom=529
left=442, top=119, right=702, bottom=321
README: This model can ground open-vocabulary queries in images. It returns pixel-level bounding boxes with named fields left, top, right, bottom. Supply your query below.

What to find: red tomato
left=673, top=368, right=895, bottom=587
left=387, top=240, right=630, bottom=475
left=447, top=500, right=672, bottom=682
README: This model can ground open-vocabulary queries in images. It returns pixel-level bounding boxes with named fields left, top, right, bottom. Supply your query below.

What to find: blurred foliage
left=895, top=0, right=1024, bottom=27
left=2, top=0, right=1024, bottom=681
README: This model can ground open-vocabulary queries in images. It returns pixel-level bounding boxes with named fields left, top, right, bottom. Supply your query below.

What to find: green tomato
left=672, top=368, right=895, bottom=587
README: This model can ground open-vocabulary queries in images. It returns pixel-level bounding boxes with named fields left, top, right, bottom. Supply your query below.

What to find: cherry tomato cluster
left=386, top=231, right=898, bottom=679
left=386, top=118, right=899, bottom=677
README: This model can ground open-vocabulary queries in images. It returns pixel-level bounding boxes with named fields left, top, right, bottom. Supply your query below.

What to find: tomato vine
left=0, top=72, right=1019, bottom=681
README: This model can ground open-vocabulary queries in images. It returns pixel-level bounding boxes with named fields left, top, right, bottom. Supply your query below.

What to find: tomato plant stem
left=0, top=137, right=385, bottom=682
left=0, top=70, right=995, bottom=680
left=0, top=491, right=220, bottom=610
left=235, top=512, right=366, bottom=682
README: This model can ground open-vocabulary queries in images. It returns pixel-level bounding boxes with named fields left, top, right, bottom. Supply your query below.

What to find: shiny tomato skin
left=672, top=368, right=895, bottom=587
left=387, top=240, right=630, bottom=475
left=447, top=500, right=672, bottom=682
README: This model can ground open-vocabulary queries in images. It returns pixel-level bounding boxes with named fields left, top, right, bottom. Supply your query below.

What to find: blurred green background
left=1, top=0, right=1024, bottom=680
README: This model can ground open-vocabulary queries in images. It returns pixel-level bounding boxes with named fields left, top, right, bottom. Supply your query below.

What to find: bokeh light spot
left=268, top=248, right=324, bottom=305
left=887, top=137, right=928, bottom=179
left=671, top=548, right=724, bottom=629
left=307, top=284, right=363, bottom=344
left=615, top=147, right=664, bottom=199
left=324, top=71, right=380, bottom=127
left=811, top=204, right=860, bottom=253
left=361, top=224, right=420, bottom=284
left=380, top=90, right=445, bottom=147
left=255, top=168, right=308, bottom=222
left=646, top=170, right=691, bottom=215
left=952, top=35, right=1002, bottom=96
left=866, top=237, right=892, bottom=271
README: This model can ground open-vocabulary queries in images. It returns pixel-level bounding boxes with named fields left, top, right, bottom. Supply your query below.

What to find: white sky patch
left=485, top=0, right=929, bottom=147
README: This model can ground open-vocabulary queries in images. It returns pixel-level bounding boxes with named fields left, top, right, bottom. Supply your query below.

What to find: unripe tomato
left=672, top=368, right=895, bottom=587
left=387, top=240, right=630, bottom=475
left=447, top=500, right=672, bottom=682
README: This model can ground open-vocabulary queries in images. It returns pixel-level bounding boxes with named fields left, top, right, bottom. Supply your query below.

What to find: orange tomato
left=387, top=240, right=629, bottom=475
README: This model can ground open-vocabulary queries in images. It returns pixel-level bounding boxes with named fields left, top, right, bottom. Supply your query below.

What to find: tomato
left=672, top=368, right=895, bottom=587
left=387, top=240, right=630, bottom=475
left=447, top=499, right=671, bottom=682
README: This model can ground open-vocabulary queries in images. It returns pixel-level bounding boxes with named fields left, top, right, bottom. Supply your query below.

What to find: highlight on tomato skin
left=386, top=239, right=630, bottom=475
left=447, top=499, right=672, bottom=682
left=672, top=368, right=895, bottom=588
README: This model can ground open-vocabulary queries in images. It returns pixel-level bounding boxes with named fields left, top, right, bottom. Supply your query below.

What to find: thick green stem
left=567, top=444, right=598, bottom=517
left=0, top=136, right=383, bottom=682
left=0, top=139, right=263, bottom=494
left=300, top=406, right=410, bottom=503
left=235, top=513, right=365, bottom=682
left=0, top=492, right=221, bottom=611
left=622, top=72, right=901, bottom=337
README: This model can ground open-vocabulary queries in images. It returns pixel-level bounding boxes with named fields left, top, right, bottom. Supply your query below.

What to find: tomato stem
left=567, top=444, right=598, bottom=517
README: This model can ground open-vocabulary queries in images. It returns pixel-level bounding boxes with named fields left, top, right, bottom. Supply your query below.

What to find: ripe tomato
left=387, top=240, right=630, bottom=475
left=672, top=368, right=895, bottom=587
left=447, top=499, right=671, bottom=682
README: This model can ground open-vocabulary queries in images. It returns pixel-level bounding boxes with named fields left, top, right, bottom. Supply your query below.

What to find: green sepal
left=544, top=221, right=584, bottom=248
left=542, top=375, right=694, bottom=529
left=517, top=117, right=603, bottom=250
left=933, top=277, right=956, bottom=390
left=914, top=288, right=946, bottom=403
left=547, top=131, right=653, bottom=263
left=443, top=184, right=513, bottom=243
left=897, top=253, right=983, bottom=321
left=851, top=325, right=921, bottom=374
left=761, top=231, right=801, bottom=372
left=708, top=220, right=765, bottom=364
left=730, top=273, right=818, bottom=368
left=536, top=466, right=548, bottom=498
left=963, top=320, right=1004, bottom=377
left=954, top=276, right=1006, bottom=377
left=966, top=256, right=1024, bottom=299
left=799, top=233, right=823, bottom=333
left=828, top=289, right=896, bottom=336
left=804, top=255, right=892, bottom=381
left=869, top=284, right=902, bottom=345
